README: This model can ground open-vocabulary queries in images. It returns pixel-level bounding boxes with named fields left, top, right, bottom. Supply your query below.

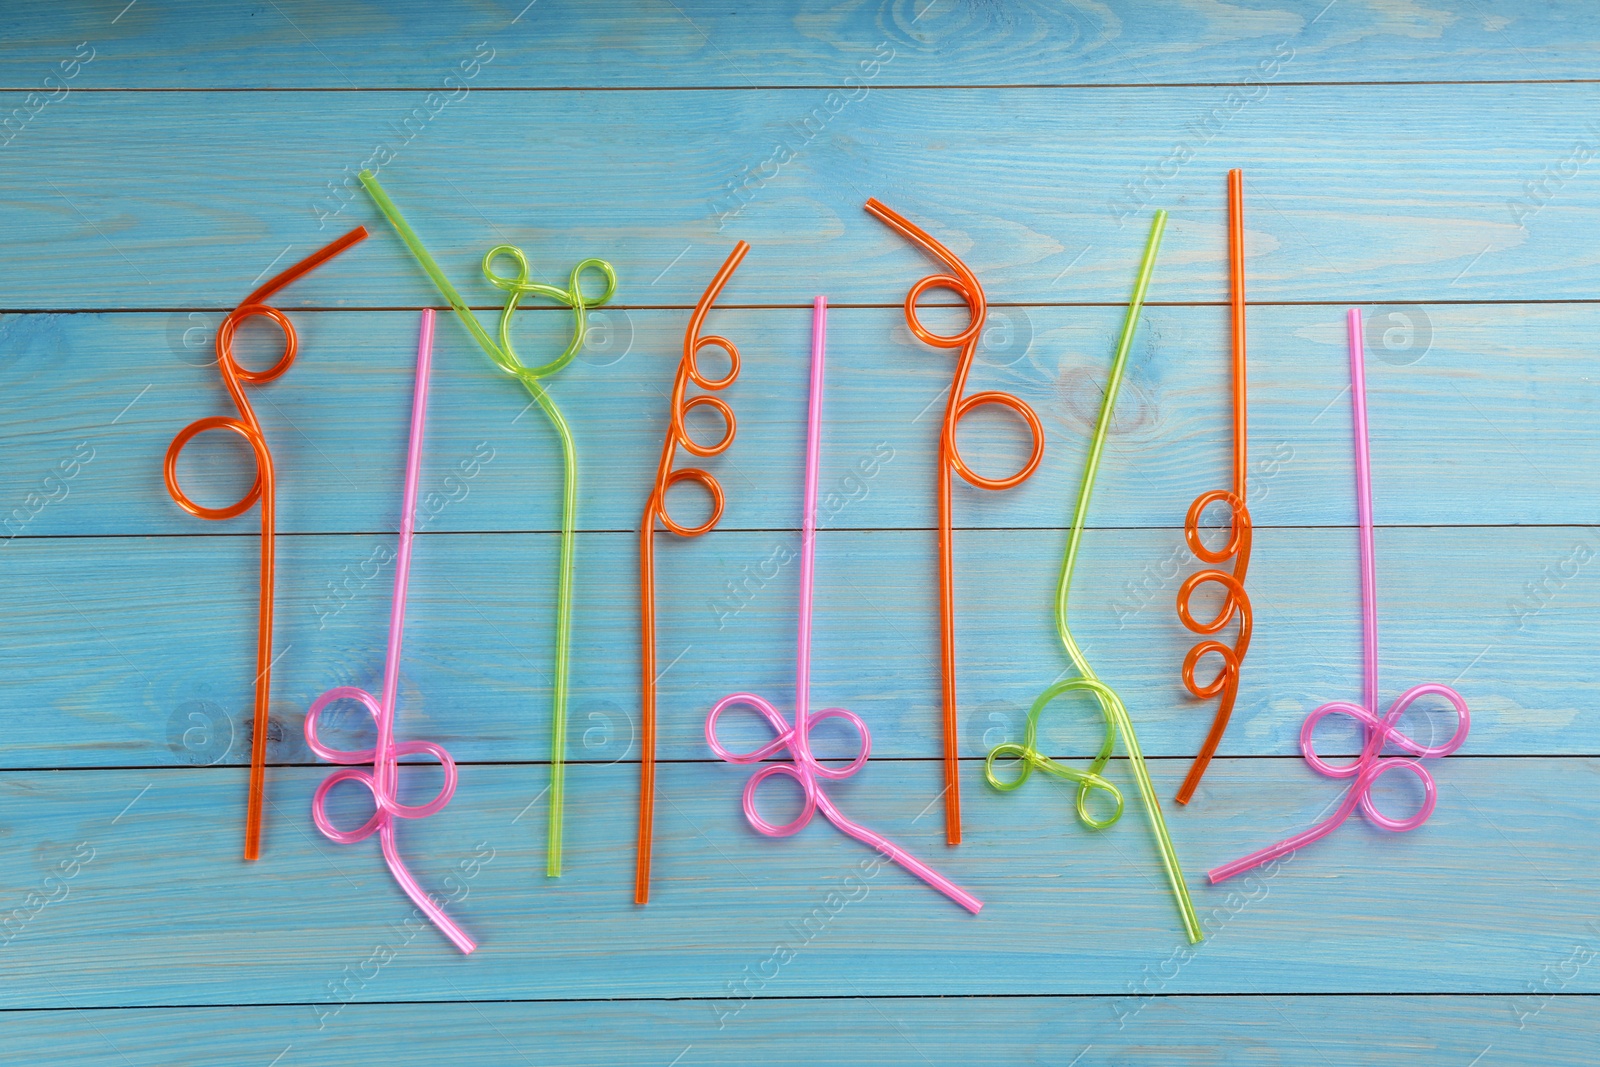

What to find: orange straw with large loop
left=636, top=241, right=750, bottom=903
left=865, top=198, right=1044, bottom=845
left=164, top=227, right=369, bottom=860
left=1174, top=169, right=1253, bottom=805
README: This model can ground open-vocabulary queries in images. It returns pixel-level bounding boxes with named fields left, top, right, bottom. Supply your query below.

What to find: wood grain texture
left=2, top=997, right=1596, bottom=1067
left=1, top=86, right=1597, bottom=308
left=0, top=4, right=1593, bottom=1064
left=0, top=760, right=1593, bottom=1006
left=0, top=0, right=1591, bottom=89
left=0, top=526, right=1582, bottom=767
left=0, top=304, right=1592, bottom=535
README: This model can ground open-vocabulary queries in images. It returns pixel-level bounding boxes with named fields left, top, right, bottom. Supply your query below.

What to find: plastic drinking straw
left=636, top=242, right=750, bottom=904
left=361, top=172, right=617, bottom=878
left=1208, top=310, right=1470, bottom=884
left=164, top=226, right=369, bottom=861
left=983, top=211, right=1203, bottom=944
left=1174, top=168, right=1255, bottom=805
left=864, top=198, right=1046, bottom=845
left=706, top=297, right=982, bottom=914
left=304, top=310, right=475, bottom=954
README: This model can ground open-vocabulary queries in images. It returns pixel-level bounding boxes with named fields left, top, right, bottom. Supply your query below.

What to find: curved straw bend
left=1174, top=168, right=1254, bottom=805
left=984, top=211, right=1203, bottom=944
left=636, top=241, right=750, bottom=905
left=361, top=173, right=616, bottom=878
left=705, top=297, right=981, bottom=914
left=303, top=310, right=475, bottom=954
left=164, top=225, right=369, bottom=861
left=865, top=197, right=1045, bottom=845
left=1208, top=310, right=1469, bottom=884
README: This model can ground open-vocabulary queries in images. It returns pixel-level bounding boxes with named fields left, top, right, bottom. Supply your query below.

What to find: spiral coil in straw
left=1174, top=168, right=1254, bottom=805
left=360, top=172, right=616, bottom=878
left=164, top=225, right=369, bottom=861
left=983, top=211, right=1203, bottom=944
left=864, top=197, right=1045, bottom=846
left=636, top=241, right=750, bottom=905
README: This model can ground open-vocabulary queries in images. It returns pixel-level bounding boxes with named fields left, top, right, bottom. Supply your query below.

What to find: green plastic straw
left=360, top=171, right=616, bottom=878
left=984, top=210, right=1201, bottom=943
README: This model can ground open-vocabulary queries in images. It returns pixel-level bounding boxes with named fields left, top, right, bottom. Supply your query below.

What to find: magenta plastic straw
left=304, top=309, right=476, bottom=953
left=1209, top=309, right=1469, bottom=884
left=705, top=297, right=982, bottom=914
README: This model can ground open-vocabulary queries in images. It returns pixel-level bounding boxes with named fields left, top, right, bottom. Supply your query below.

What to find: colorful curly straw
left=1175, top=168, right=1254, bottom=805
left=360, top=172, right=616, bottom=877
left=984, top=211, right=1202, bottom=943
left=164, top=226, right=368, bottom=860
left=1208, top=310, right=1470, bottom=883
left=304, top=309, right=476, bottom=954
left=705, top=297, right=981, bottom=914
left=865, top=198, right=1046, bottom=845
left=637, top=242, right=750, bottom=904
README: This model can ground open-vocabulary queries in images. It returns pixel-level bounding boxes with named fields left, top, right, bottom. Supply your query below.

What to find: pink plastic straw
left=304, top=309, right=476, bottom=953
left=705, top=297, right=981, bottom=914
left=1209, top=309, right=1469, bottom=884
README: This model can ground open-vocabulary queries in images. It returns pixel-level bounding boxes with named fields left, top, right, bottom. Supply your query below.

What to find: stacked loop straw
left=1175, top=168, right=1255, bottom=806
left=636, top=242, right=750, bottom=904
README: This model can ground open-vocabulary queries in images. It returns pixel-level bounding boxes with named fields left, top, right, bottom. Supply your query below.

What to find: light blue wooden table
left=1, top=3, right=1596, bottom=1063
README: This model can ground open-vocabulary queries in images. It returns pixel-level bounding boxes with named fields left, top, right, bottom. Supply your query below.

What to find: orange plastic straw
left=865, top=198, right=1044, bottom=844
left=164, top=227, right=369, bottom=860
left=1174, top=169, right=1252, bottom=805
left=636, top=241, right=750, bottom=903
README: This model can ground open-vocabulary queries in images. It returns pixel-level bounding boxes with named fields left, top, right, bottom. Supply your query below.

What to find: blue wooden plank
left=0, top=8, right=1591, bottom=1059
left=1, top=304, right=1593, bottom=536
left=0, top=1, right=1589, bottom=89
left=0, top=525, right=1573, bottom=766
left=0, top=86, right=1596, bottom=308
left=0, top=758, right=1591, bottom=1005
left=1, top=996, right=1595, bottom=1066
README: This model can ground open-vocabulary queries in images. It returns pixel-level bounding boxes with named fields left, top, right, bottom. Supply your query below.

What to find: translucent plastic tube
left=984, top=212, right=1203, bottom=944
left=636, top=242, right=749, bottom=905
left=303, top=310, right=475, bottom=954
left=864, top=198, right=1045, bottom=846
left=1208, top=310, right=1470, bottom=884
left=705, top=297, right=981, bottom=914
left=164, top=225, right=369, bottom=861
left=361, top=173, right=616, bottom=878
left=1175, top=168, right=1254, bottom=805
